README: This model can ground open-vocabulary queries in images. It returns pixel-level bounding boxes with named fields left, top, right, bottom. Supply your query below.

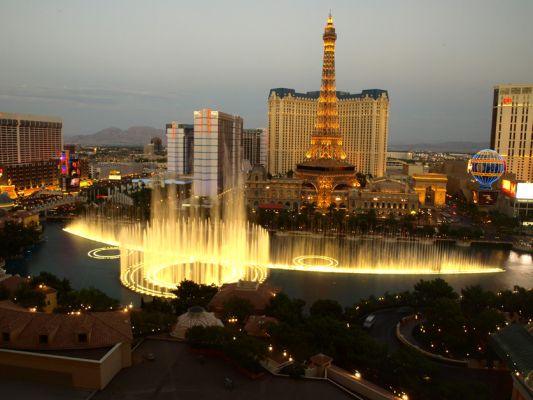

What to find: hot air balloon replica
left=468, top=149, right=506, bottom=190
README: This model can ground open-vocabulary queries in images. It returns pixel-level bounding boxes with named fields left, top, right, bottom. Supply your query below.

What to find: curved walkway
left=396, top=315, right=468, bottom=366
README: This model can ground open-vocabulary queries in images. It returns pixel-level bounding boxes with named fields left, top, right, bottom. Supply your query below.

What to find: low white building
left=170, top=306, right=223, bottom=340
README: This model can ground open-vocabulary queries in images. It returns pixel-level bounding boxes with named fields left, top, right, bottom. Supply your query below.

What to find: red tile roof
left=208, top=281, right=280, bottom=314
left=0, top=276, right=29, bottom=292
left=0, top=301, right=132, bottom=350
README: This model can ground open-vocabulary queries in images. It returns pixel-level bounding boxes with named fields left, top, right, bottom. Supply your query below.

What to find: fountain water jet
left=64, top=181, right=504, bottom=298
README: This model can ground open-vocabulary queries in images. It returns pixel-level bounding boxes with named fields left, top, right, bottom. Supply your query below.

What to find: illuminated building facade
left=499, top=179, right=533, bottom=221
left=349, top=178, right=419, bottom=216
left=295, top=15, right=358, bottom=209
left=192, top=109, right=243, bottom=197
left=268, top=89, right=389, bottom=178
left=490, top=84, right=533, bottom=182
left=59, top=150, right=83, bottom=192
left=412, top=173, right=448, bottom=207
left=166, top=122, right=194, bottom=175
left=245, top=165, right=301, bottom=210
left=0, top=112, right=63, bottom=189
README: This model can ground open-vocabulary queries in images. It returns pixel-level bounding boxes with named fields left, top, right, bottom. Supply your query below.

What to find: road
left=366, top=308, right=512, bottom=399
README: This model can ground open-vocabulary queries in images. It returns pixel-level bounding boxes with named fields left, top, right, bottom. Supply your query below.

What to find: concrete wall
left=99, top=342, right=131, bottom=389
left=327, top=365, right=399, bottom=400
left=0, top=342, right=130, bottom=390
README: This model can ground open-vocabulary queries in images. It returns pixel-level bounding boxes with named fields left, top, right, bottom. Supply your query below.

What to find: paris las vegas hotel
left=267, top=87, right=389, bottom=178
left=248, top=15, right=425, bottom=215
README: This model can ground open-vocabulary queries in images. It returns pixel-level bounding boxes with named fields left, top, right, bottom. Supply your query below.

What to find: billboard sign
left=501, top=179, right=517, bottom=197
left=477, top=191, right=498, bottom=205
left=59, top=151, right=69, bottom=175
left=516, top=183, right=533, bottom=200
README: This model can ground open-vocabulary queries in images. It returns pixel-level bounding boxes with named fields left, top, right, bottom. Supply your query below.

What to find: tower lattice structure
left=306, top=14, right=346, bottom=161
left=296, top=14, right=357, bottom=209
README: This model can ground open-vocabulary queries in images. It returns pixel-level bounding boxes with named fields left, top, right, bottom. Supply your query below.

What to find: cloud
left=0, top=84, right=185, bottom=107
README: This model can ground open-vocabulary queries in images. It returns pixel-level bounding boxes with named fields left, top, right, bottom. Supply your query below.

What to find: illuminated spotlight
left=119, top=258, right=269, bottom=299
left=88, top=247, right=121, bottom=260
left=293, top=255, right=339, bottom=268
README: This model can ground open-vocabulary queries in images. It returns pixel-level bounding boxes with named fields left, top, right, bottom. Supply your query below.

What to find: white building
left=192, top=109, right=243, bottom=197
left=166, top=122, right=194, bottom=175
left=490, top=84, right=533, bottom=182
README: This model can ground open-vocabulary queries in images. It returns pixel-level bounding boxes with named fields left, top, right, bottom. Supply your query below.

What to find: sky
left=0, top=0, right=532, bottom=144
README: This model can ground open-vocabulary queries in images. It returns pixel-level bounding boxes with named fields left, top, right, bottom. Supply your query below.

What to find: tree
left=471, top=309, right=505, bottom=345
left=384, top=213, right=398, bottom=234
left=431, top=297, right=465, bottom=334
left=413, top=278, right=458, bottom=308
left=222, top=296, right=254, bottom=325
left=13, top=282, right=46, bottom=310
left=130, top=309, right=176, bottom=336
left=58, top=287, right=119, bottom=312
left=356, top=172, right=367, bottom=188
left=267, top=321, right=312, bottom=360
left=366, top=209, right=377, bottom=229
left=31, top=271, right=72, bottom=302
left=310, top=299, right=343, bottom=320
left=170, top=280, right=218, bottom=315
left=265, top=292, right=305, bottom=325
left=460, top=285, right=495, bottom=317
left=141, top=296, right=173, bottom=313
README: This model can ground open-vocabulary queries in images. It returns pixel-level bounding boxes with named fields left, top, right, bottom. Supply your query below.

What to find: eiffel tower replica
left=295, top=14, right=358, bottom=209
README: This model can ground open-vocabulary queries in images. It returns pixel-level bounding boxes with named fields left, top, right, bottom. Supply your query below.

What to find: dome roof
left=170, top=307, right=223, bottom=339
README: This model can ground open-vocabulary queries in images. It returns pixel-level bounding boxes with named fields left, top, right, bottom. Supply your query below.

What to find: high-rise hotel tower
left=267, top=19, right=389, bottom=178
left=0, top=112, right=63, bottom=189
left=490, top=84, right=533, bottom=182
left=166, top=122, right=194, bottom=175
left=192, top=109, right=243, bottom=197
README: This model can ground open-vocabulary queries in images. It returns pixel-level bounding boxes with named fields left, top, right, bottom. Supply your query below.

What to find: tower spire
left=296, top=14, right=357, bottom=209
left=304, top=13, right=346, bottom=161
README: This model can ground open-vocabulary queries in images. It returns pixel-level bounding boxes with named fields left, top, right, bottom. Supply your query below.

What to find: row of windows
left=362, top=202, right=416, bottom=210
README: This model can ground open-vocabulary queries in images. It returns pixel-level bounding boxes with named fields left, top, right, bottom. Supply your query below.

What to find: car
left=363, top=314, right=376, bottom=329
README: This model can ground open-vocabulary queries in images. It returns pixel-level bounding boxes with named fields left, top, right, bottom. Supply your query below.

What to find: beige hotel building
left=490, top=84, right=533, bottom=182
left=267, top=88, right=389, bottom=178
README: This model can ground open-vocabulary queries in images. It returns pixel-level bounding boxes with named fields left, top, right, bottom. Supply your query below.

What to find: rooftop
left=269, top=87, right=388, bottom=101
left=0, top=301, right=132, bottom=350
left=0, top=112, right=62, bottom=123
left=208, top=281, right=280, bottom=313
left=93, top=339, right=353, bottom=400
left=491, top=324, right=533, bottom=375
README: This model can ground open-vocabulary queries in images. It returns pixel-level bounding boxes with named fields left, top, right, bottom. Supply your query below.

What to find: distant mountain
left=388, top=141, right=490, bottom=153
left=65, top=126, right=166, bottom=146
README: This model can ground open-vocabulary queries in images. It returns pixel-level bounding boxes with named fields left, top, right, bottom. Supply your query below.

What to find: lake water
left=5, top=222, right=533, bottom=307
